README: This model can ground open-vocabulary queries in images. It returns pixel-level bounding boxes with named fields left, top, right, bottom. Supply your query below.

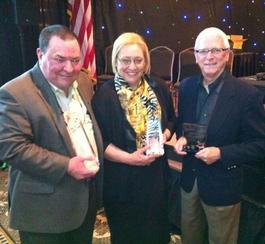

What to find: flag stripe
left=71, top=0, right=81, bottom=29
left=68, top=0, right=97, bottom=81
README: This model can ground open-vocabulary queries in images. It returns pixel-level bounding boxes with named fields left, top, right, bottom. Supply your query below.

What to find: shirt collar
left=198, top=70, right=226, bottom=94
left=48, top=81, right=78, bottom=98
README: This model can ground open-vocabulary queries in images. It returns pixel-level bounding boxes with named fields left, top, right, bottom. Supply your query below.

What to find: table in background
left=232, top=52, right=258, bottom=77
left=240, top=75, right=265, bottom=103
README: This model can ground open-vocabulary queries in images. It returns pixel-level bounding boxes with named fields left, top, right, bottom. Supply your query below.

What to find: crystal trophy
left=182, top=123, right=207, bottom=154
left=64, top=111, right=99, bottom=172
left=146, top=118, right=164, bottom=156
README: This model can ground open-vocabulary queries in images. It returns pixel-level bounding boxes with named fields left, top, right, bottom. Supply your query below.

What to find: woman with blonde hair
left=92, top=32, right=176, bottom=244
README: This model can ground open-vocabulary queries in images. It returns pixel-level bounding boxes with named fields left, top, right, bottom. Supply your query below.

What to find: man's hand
left=67, top=155, right=99, bottom=180
left=195, top=147, right=221, bottom=165
left=174, top=136, right=188, bottom=156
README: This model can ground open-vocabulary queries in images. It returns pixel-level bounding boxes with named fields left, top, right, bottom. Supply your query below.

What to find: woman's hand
left=129, top=145, right=160, bottom=166
left=162, top=128, right=171, bottom=144
left=104, top=143, right=160, bottom=166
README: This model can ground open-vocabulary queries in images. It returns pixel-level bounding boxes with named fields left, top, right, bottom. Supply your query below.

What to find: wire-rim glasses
left=195, top=48, right=229, bottom=56
left=118, top=57, right=144, bottom=66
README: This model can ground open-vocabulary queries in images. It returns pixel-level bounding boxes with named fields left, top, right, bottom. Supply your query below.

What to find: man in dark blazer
left=0, top=25, right=103, bottom=244
left=174, top=27, right=265, bottom=244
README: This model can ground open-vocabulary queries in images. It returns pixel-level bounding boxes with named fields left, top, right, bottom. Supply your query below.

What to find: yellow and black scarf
left=114, top=74, right=161, bottom=148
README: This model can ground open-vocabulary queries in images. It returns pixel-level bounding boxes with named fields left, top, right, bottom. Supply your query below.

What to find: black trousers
left=105, top=201, right=170, bottom=244
left=19, top=183, right=97, bottom=244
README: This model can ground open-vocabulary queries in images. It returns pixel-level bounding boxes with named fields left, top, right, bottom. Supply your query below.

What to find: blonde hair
left=111, top=32, right=150, bottom=74
left=194, top=27, right=230, bottom=50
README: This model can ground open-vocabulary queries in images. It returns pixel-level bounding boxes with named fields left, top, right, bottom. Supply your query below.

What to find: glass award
left=182, top=123, right=207, bottom=154
left=64, top=111, right=99, bottom=172
left=146, top=118, right=164, bottom=156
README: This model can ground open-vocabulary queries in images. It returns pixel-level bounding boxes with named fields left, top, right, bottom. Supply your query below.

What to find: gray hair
left=194, top=27, right=230, bottom=50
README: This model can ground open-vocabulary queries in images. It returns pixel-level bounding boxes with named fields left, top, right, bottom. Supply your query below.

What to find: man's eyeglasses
left=118, top=57, right=144, bottom=66
left=195, top=48, right=229, bottom=56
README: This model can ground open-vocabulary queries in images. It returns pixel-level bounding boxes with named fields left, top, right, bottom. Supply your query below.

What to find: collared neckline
left=197, top=70, right=226, bottom=94
left=48, top=81, right=78, bottom=99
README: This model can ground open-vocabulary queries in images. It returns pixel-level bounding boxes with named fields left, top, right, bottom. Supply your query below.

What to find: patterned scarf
left=114, top=74, right=161, bottom=148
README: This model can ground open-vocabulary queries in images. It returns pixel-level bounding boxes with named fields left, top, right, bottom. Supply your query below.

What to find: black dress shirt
left=196, top=72, right=225, bottom=125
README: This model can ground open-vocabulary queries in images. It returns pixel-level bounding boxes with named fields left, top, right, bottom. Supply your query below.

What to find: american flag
left=67, top=0, right=97, bottom=83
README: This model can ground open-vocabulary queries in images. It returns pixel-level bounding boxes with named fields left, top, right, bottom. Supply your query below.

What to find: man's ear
left=225, top=51, right=231, bottom=62
left=36, top=48, right=43, bottom=60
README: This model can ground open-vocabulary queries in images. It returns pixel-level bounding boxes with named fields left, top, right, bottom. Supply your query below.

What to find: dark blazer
left=0, top=64, right=103, bottom=233
left=176, top=72, right=265, bottom=206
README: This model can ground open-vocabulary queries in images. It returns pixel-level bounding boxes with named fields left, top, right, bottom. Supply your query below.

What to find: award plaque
left=182, top=123, right=207, bottom=154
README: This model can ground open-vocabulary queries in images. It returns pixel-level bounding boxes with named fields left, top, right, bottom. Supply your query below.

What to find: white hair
left=194, top=27, right=230, bottom=50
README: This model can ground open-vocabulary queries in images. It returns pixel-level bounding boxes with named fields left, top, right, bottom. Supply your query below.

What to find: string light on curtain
left=144, top=27, right=152, bottom=37
left=115, top=1, right=125, bottom=10
left=95, top=0, right=264, bottom=59
left=182, top=15, right=188, bottom=21
left=225, top=4, right=231, bottom=10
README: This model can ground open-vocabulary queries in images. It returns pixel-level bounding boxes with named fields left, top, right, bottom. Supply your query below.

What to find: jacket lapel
left=182, top=76, right=199, bottom=123
left=30, top=64, right=75, bottom=156
left=207, top=74, right=236, bottom=136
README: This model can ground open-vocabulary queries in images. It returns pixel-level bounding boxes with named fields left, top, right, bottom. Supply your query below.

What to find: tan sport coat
left=0, top=63, right=103, bottom=233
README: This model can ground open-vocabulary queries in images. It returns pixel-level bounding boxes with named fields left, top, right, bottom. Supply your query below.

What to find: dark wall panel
left=12, top=0, right=40, bottom=25
left=0, top=24, right=39, bottom=84
left=0, top=24, right=23, bottom=85
left=12, top=0, right=68, bottom=26
left=0, top=0, right=68, bottom=85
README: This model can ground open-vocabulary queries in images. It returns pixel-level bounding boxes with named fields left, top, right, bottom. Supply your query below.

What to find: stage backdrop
left=0, top=0, right=265, bottom=84
left=92, top=0, right=265, bottom=75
